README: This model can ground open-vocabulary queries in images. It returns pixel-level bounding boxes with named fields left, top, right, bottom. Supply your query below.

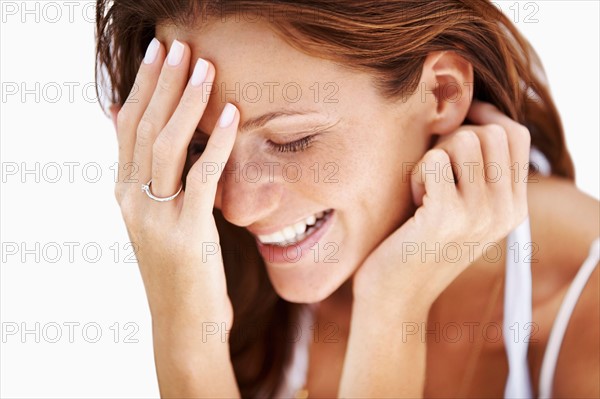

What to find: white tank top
left=271, top=148, right=600, bottom=398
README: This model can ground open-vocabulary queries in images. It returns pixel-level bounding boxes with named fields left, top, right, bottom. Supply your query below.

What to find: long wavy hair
left=95, top=0, right=575, bottom=396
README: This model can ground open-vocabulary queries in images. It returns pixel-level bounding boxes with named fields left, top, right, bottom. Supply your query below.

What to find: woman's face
left=157, top=19, right=432, bottom=303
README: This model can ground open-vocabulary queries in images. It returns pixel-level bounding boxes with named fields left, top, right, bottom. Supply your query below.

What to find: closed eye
left=189, top=131, right=319, bottom=155
left=267, top=135, right=315, bottom=153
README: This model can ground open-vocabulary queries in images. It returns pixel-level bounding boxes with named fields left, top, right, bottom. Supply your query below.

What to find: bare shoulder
left=527, top=174, right=599, bottom=258
left=552, top=263, right=599, bottom=398
left=527, top=175, right=600, bottom=397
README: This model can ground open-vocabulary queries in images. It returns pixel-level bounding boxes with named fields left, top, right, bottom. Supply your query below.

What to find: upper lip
left=246, top=210, right=328, bottom=237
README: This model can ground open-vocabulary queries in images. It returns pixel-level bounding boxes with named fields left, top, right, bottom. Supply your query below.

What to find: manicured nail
left=143, top=38, right=160, bottom=64
left=167, top=40, right=184, bottom=66
left=218, top=103, right=237, bottom=128
left=191, top=58, right=209, bottom=86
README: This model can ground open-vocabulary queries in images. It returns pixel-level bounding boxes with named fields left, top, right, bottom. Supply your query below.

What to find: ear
left=109, top=104, right=120, bottom=132
left=420, top=51, right=474, bottom=135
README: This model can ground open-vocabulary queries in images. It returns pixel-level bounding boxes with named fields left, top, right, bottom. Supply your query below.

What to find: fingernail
left=191, top=58, right=209, bottom=87
left=143, top=38, right=160, bottom=64
left=167, top=40, right=184, bottom=66
left=218, top=103, right=237, bottom=128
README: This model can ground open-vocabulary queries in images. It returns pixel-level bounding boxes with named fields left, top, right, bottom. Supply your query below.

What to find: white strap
left=273, top=304, right=316, bottom=398
left=503, top=217, right=534, bottom=398
left=538, top=237, right=600, bottom=399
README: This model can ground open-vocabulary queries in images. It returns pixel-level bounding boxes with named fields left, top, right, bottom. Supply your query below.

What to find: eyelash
left=268, top=135, right=315, bottom=153
left=189, top=134, right=316, bottom=155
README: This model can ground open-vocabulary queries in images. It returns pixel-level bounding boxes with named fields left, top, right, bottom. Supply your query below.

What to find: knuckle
left=516, top=124, right=532, bottom=144
left=454, top=129, right=479, bottom=148
left=485, top=123, right=506, bottom=138
left=152, top=134, right=175, bottom=165
left=484, top=123, right=508, bottom=147
left=157, top=75, right=174, bottom=93
left=513, top=122, right=529, bottom=135
left=204, top=138, right=223, bottom=153
left=179, top=92, right=198, bottom=111
left=186, top=166, right=204, bottom=186
left=425, top=148, right=450, bottom=165
left=186, top=162, right=215, bottom=188
left=204, top=131, right=232, bottom=152
left=136, top=117, right=156, bottom=147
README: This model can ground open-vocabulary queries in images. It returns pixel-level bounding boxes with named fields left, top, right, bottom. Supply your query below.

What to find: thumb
left=410, top=148, right=454, bottom=207
left=411, top=164, right=426, bottom=207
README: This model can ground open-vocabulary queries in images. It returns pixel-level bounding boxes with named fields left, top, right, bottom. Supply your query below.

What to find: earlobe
left=422, top=51, right=474, bottom=135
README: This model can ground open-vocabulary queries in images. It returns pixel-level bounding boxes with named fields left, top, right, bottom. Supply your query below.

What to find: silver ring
left=141, top=179, right=183, bottom=202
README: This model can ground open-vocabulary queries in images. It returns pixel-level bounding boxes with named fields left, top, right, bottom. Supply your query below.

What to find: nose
left=214, top=157, right=284, bottom=228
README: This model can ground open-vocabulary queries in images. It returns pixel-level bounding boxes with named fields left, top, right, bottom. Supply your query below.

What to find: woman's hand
left=353, top=101, right=531, bottom=313
left=340, top=101, right=531, bottom=398
left=112, top=39, right=240, bottom=397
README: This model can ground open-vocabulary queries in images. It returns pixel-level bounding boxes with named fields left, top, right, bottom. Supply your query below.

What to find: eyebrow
left=194, top=109, right=336, bottom=137
left=238, top=110, right=320, bottom=133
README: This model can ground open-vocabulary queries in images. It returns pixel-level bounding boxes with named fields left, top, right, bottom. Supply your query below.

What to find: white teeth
left=257, top=211, right=329, bottom=245
left=294, top=221, right=307, bottom=235
left=270, top=231, right=285, bottom=243
left=282, top=226, right=296, bottom=240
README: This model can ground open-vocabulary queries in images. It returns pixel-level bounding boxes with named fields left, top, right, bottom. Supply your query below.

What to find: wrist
left=152, top=323, right=239, bottom=398
left=352, top=291, right=431, bottom=328
left=149, top=295, right=234, bottom=327
left=151, top=317, right=233, bottom=367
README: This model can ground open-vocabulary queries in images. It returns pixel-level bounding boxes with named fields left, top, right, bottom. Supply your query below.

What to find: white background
left=1, top=1, right=598, bottom=397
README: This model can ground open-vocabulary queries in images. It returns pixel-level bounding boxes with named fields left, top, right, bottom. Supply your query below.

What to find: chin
left=267, top=274, right=346, bottom=303
left=263, top=254, right=360, bottom=304
left=250, top=208, right=376, bottom=304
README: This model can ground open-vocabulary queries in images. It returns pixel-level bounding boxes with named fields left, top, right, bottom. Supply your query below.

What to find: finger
left=432, top=130, right=485, bottom=203
left=151, top=58, right=215, bottom=199
left=181, top=104, right=239, bottom=221
left=457, top=124, right=512, bottom=200
left=466, top=101, right=531, bottom=203
left=114, top=38, right=165, bottom=197
left=411, top=148, right=457, bottom=207
left=131, top=39, right=192, bottom=194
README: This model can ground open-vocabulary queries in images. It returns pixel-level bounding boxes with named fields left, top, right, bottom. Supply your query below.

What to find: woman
left=95, top=0, right=599, bottom=397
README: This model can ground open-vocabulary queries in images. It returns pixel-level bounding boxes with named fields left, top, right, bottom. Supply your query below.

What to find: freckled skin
left=156, top=18, right=599, bottom=398
left=158, top=20, right=428, bottom=303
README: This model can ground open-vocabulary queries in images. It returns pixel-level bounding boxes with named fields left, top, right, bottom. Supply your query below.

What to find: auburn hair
left=95, top=0, right=575, bottom=396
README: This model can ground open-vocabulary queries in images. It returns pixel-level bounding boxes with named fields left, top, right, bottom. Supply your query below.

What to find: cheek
left=335, top=127, right=420, bottom=237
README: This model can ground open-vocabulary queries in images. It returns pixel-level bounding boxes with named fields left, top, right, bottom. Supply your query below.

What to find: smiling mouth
left=256, top=209, right=334, bottom=247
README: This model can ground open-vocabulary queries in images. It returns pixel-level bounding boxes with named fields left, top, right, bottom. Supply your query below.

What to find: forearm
left=152, top=318, right=241, bottom=398
left=339, top=299, right=430, bottom=398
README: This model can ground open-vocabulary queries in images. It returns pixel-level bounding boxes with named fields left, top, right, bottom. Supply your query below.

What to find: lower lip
left=255, top=210, right=335, bottom=265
